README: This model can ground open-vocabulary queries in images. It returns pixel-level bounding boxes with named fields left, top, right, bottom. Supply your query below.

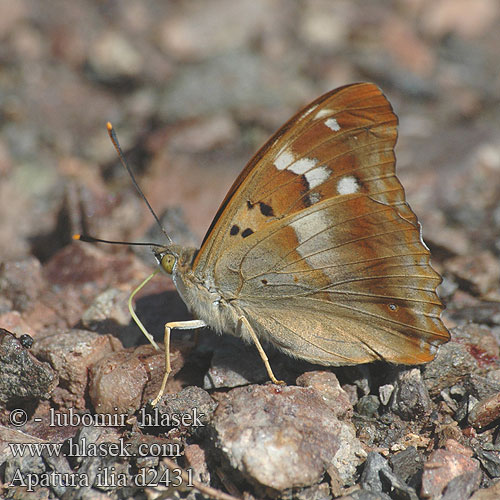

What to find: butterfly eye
left=160, top=253, right=176, bottom=274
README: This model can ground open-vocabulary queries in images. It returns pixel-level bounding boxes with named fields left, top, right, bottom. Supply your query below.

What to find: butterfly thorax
left=164, top=245, right=241, bottom=338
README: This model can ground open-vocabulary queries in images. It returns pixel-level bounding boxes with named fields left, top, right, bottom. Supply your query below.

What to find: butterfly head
left=153, top=244, right=197, bottom=277
left=154, top=246, right=178, bottom=275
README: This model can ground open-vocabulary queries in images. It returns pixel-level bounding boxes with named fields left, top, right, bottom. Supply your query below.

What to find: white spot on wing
left=304, top=165, right=331, bottom=189
left=325, top=118, right=341, bottom=131
left=337, top=176, right=359, bottom=195
left=288, top=158, right=331, bottom=189
left=308, top=192, right=321, bottom=204
left=274, top=150, right=295, bottom=170
left=288, top=157, right=317, bottom=175
left=314, top=108, right=331, bottom=119
left=291, top=210, right=328, bottom=245
left=276, top=154, right=331, bottom=191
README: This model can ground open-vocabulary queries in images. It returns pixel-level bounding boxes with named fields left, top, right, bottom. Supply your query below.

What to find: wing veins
left=268, top=223, right=416, bottom=276
left=275, top=251, right=429, bottom=274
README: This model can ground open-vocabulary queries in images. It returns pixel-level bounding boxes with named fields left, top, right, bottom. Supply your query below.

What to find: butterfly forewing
left=194, top=83, right=414, bottom=274
left=192, top=82, right=449, bottom=365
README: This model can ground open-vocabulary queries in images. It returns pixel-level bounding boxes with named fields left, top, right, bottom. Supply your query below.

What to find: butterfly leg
left=152, top=319, right=206, bottom=406
left=238, top=316, right=285, bottom=385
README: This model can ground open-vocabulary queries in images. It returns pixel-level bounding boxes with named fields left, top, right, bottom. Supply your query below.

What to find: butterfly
left=79, top=82, right=450, bottom=405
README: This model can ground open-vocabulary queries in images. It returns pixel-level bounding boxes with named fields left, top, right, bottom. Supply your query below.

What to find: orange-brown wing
left=190, top=82, right=449, bottom=364
left=193, top=82, right=414, bottom=276
left=213, top=194, right=449, bottom=365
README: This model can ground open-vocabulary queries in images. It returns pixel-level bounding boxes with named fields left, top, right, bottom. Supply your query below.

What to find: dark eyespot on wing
left=259, top=202, right=274, bottom=216
left=230, top=225, right=240, bottom=236
left=241, top=228, right=254, bottom=238
left=247, top=200, right=254, bottom=210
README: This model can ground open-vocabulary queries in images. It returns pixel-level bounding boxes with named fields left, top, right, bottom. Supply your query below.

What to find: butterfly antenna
left=106, top=122, right=172, bottom=244
left=73, top=234, right=164, bottom=247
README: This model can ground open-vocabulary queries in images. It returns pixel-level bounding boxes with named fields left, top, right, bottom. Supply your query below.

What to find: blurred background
left=1, top=0, right=499, bottom=317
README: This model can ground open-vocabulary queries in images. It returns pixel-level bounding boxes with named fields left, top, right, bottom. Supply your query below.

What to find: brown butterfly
left=79, top=82, right=450, bottom=405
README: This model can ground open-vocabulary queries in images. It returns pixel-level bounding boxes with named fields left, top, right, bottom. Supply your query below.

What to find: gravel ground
left=1, top=1, right=500, bottom=499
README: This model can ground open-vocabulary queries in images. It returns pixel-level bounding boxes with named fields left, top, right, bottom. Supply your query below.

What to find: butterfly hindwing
left=214, top=193, right=448, bottom=364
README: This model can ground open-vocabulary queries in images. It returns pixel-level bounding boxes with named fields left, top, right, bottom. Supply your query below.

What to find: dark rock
left=203, top=335, right=270, bottom=389
left=293, top=482, right=332, bottom=500
left=465, top=374, right=500, bottom=401
left=360, top=452, right=393, bottom=493
left=337, top=491, right=392, bottom=500
left=210, top=384, right=365, bottom=491
left=42, top=449, right=73, bottom=497
left=1, top=426, right=47, bottom=478
left=0, top=328, right=58, bottom=406
left=356, top=395, right=380, bottom=418
left=152, top=385, right=217, bottom=433
left=19, top=333, right=34, bottom=348
left=454, top=394, right=480, bottom=423
left=473, top=446, right=500, bottom=478
left=441, top=469, right=482, bottom=500
left=389, top=446, right=424, bottom=487
left=390, top=368, right=432, bottom=420
left=4, top=448, right=46, bottom=490
left=360, top=452, right=418, bottom=499
left=65, top=426, right=139, bottom=498
left=423, top=340, right=479, bottom=396
left=379, top=470, right=419, bottom=500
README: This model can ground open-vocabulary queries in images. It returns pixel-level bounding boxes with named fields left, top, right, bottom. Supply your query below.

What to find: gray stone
left=356, top=395, right=380, bottom=418
left=0, top=328, right=58, bottom=406
left=210, top=384, right=365, bottom=491
left=390, top=368, right=431, bottom=420
left=361, top=452, right=419, bottom=500
left=389, top=446, right=424, bottom=486
left=423, top=340, right=478, bottom=396
left=442, top=469, right=482, bottom=500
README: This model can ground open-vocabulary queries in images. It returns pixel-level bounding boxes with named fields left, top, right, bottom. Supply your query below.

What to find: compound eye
left=160, top=253, right=176, bottom=274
